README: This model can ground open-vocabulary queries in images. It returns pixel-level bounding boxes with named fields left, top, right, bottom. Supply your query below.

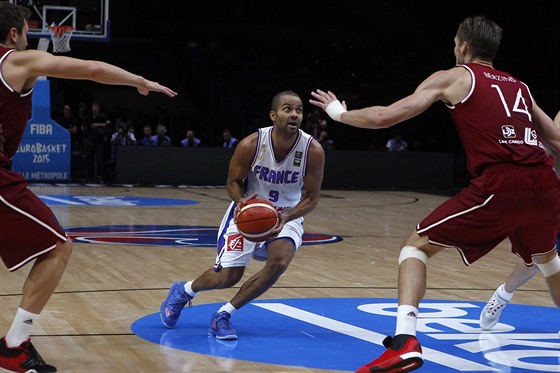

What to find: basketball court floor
left=1, top=184, right=558, bottom=372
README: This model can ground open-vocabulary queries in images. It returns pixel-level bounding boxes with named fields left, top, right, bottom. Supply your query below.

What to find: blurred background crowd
left=38, top=1, right=558, bottom=183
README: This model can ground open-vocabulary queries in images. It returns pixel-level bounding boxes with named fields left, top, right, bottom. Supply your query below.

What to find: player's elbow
left=375, top=116, right=395, bottom=129
left=306, top=195, right=320, bottom=212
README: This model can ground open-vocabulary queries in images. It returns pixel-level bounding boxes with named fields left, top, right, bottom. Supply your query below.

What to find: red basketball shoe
left=355, top=334, right=423, bottom=373
left=0, top=337, right=57, bottom=373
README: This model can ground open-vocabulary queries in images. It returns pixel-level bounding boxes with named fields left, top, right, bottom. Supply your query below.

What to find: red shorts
left=417, top=164, right=560, bottom=265
left=0, top=165, right=67, bottom=271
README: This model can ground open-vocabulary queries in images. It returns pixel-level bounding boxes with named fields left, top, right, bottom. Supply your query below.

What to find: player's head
left=271, top=91, right=301, bottom=112
left=269, top=91, right=303, bottom=133
left=454, top=15, right=502, bottom=64
left=0, top=2, right=31, bottom=50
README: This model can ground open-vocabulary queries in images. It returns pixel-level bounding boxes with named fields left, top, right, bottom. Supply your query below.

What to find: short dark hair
left=0, top=2, right=31, bottom=43
left=457, top=15, right=502, bottom=60
left=271, top=90, right=301, bottom=112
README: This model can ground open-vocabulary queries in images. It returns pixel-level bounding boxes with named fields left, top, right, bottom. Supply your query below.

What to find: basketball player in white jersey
left=160, top=90, right=325, bottom=339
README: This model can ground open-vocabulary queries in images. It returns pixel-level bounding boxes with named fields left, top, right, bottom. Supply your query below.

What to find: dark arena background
left=2, top=2, right=560, bottom=373
left=26, top=0, right=558, bottom=187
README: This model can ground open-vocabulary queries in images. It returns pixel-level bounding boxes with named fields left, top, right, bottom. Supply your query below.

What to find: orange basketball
left=236, top=198, right=279, bottom=242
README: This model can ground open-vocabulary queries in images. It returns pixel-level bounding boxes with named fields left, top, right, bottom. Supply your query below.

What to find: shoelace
left=486, top=296, right=507, bottom=314
left=487, top=302, right=505, bottom=313
left=216, top=314, right=232, bottom=329
left=170, top=292, right=192, bottom=309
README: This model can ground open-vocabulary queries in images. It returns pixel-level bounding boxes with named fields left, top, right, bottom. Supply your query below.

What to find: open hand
left=309, top=89, right=345, bottom=110
left=138, top=80, right=178, bottom=97
left=310, top=90, right=347, bottom=122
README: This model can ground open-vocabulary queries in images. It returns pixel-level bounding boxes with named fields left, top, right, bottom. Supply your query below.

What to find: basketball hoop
left=48, top=25, right=74, bottom=53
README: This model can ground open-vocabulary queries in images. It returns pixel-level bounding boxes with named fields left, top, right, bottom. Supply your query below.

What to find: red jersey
left=447, top=63, right=550, bottom=177
left=0, top=46, right=33, bottom=166
left=0, top=46, right=67, bottom=271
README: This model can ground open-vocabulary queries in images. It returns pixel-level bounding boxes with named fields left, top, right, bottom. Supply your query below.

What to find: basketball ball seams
left=239, top=203, right=277, bottom=214
left=237, top=223, right=277, bottom=239
left=236, top=199, right=280, bottom=241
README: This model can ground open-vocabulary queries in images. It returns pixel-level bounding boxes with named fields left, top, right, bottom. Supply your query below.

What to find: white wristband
left=325, top=100, right=347, bottom=122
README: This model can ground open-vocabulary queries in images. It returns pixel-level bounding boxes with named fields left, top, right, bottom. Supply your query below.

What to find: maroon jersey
left=417, top=63, right=559, bottom=265
left=447, top=63, right=550, bottom=177
left=0, top=46, right=33, bottom=167
left=0, top=46, right=67, bottom=271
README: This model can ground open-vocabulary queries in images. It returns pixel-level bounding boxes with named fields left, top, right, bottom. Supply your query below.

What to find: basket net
left=48, top=26, right=74, bottom=53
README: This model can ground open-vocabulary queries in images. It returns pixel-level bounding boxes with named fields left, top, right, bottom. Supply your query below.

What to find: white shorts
left=214, top=202, right=304, bottom=269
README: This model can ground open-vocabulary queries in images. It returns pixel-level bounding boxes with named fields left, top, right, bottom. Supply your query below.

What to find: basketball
left=236, top=198, right=279, bottom=242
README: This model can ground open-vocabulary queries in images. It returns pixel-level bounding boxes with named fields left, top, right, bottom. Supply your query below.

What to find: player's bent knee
left=536, top=255, right=560, bottom=277
left=50, top=239, right=73, bottom=262
left=398, top=245, right=428, bottom=266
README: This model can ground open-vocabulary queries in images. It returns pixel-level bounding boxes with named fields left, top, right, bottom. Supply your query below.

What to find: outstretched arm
left=309, top=67, right=466, bottom=129
left=7, top=50, right=177, bottom=97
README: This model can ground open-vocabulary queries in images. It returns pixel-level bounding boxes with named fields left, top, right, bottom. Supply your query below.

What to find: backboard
left=9, top=0, right=110, bottom=41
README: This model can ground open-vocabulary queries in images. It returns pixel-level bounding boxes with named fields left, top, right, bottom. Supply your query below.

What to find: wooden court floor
left=0, top=185, right=553, bottom=372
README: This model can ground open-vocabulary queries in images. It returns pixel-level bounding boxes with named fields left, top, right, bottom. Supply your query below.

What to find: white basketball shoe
left=480, top=284, right=511, bottom=330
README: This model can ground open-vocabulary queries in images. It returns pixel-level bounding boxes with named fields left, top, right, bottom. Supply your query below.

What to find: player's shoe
left=160, top=281, right=192, bottom=328
left=0, top=337, right=57, bottom=373
left=355, top=334, right=423, bottom=373
left=479, top=287, right=509, bottom=331
left=208, top=311, right=238, bottom=340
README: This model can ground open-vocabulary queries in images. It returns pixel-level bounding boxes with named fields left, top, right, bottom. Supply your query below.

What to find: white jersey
left=245, top=126, right=314, bottom=210
left=215, top=126, right=313, bottom=269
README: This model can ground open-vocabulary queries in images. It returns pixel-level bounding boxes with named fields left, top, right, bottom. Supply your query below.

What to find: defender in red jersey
left=0, top=3, right=176, bottom=372
left=479, top=110, right=560, bottom=332
left=311, top=15, right=560, bottom=373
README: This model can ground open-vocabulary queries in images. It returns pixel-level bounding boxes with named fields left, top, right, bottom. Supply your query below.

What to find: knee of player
left=55, top=239, right=73, bottom=261
left=536, top=255, right=560, bottom=277
left=267, top=260, right=290, bottom=275
left=398, top=245, right=429, bottom=266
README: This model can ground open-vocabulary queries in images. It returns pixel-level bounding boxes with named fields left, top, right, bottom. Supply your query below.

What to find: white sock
left=218, top=302, right=237, bottom=316
left=5, top=308, right=39, bottom=347
left=395, top=305, right=418, bottom=336
left=183, top=281, right=196, bottom=298
left=496, top=283, right=513, bottom=303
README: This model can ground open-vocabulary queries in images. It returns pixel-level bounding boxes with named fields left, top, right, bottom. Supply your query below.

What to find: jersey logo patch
left=524, top=128, right=538, bottom=146
left=293, top=151, right=302, bottom=167
left=501, top=125, right=515, bottom=138
left=227, top=234, right=244, bottom=252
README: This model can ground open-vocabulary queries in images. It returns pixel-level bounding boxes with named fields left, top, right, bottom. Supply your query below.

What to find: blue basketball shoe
left=160, top=282, right=192, bottom=328
left=208, top=311, right=238, bottom=340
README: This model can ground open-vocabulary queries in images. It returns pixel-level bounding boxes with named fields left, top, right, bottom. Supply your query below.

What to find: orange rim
left=48, top=26, right=75, bottom=37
